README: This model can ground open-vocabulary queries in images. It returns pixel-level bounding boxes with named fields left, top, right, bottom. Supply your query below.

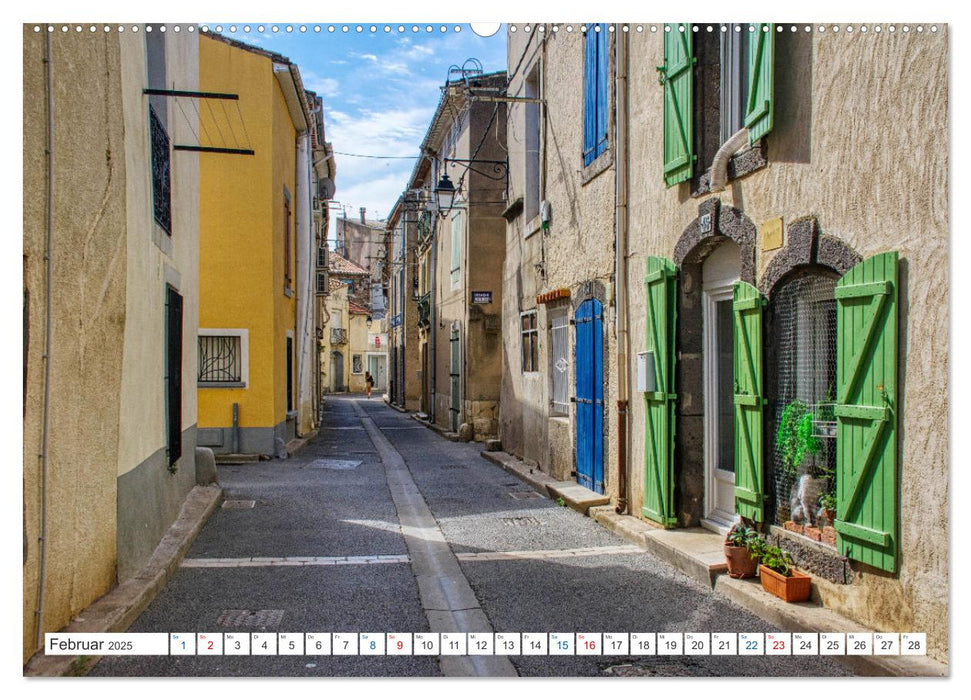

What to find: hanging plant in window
left=776, top=400, right=822, bottom=478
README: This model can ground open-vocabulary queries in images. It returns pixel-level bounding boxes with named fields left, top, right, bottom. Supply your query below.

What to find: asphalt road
left=91, top=395, right=851, bottom=678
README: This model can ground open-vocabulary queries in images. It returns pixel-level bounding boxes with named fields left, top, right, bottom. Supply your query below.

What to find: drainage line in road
left=351, top=400, right=518, bottom=678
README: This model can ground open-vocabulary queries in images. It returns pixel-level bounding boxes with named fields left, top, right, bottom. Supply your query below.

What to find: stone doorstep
left=546, top=482, right=611, bottom=515
left=590, top=507, right=727, bottom=587
left=214, top=453, right=261, bottom=464
left=482, top=452, right=947, bottom=677
left=24, top=484, right=223, bottom=677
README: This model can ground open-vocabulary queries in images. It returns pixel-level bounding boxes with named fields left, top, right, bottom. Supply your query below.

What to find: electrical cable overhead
left=333, top=151, right=418, bottom=159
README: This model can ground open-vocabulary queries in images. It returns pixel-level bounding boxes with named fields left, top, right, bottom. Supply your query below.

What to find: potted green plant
left=776, top=400, right=822, bottom=478
left=758, top=544, right=812, bottom=602
left=724, top=525, right=762, bottom=579
left=819, top=492, right=837, bottom=523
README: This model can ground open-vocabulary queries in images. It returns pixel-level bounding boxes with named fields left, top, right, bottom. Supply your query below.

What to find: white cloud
left=301, top=71, right=340, bottom=97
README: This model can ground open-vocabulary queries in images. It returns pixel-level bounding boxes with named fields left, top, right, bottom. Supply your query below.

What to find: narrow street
left=92, top=395, right=848, bottom=678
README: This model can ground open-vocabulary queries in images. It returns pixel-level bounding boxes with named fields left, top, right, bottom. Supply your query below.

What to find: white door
left=368, top=354, right=387, bottom=391
left=701, top=243, right=741, bottom=531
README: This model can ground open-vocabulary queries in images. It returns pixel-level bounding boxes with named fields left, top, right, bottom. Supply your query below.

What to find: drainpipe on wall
left=35, top=29, right=55, bottom=650
left=295, top=132, right=314, bottom=434
left=614, top=24, right=631, bottom=515
left=429, top=221, right=437, bottom=424
left=709, top=127, right=749, bottom=193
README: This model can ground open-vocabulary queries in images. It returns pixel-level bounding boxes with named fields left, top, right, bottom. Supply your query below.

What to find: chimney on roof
left=360, top=207, right=366, bottom=224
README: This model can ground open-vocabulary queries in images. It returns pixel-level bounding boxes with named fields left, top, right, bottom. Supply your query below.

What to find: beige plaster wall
left=501, top=27, right=619, bottom=492
left=321, top=284, right=350, bottom=392
left=22, top=27, right=128, bottom=662
left=625, top=26, right=948, bottom=660
left=117, top=29, right=200, bottom=476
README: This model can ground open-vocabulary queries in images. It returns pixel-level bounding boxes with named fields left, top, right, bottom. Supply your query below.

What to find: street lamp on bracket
left=430, top=157, right=508, bottom=218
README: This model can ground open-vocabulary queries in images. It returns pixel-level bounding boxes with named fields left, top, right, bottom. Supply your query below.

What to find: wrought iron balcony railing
left=417, top=292, right=431, bottom=329
left=330, top=328, right=348, bottom=345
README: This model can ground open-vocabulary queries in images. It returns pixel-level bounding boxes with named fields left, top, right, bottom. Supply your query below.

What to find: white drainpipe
left=295, top=132, right=314, bottom=434
left=708, top=127, right=749, bottom=192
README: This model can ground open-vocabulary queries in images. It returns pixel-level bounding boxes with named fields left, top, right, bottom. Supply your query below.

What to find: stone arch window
left=760, top=217, right=861, bottom=546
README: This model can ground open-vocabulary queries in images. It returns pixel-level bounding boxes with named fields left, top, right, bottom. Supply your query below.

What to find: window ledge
left=198, top=381, right=246, bottom=389
left=501, top=196, right=524, bottom=222
left=766, top=524, right=851, bottom=585
left=522, top=214, right=543, bottom=239
left=581, top=148, right=613, bottom=186
left=691, top=139, right=767, bottom=197
left=549, top=414, right=570, bottom=425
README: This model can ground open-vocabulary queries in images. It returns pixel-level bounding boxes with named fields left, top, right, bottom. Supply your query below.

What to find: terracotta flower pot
left=759, top=564, right=812, bottom=602
left=724, top=544, right=758, bottom=579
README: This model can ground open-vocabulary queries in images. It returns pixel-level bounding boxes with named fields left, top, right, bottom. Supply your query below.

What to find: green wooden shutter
left=733, top=281, right=765, bottom=521
left=834, top=252, right=899, bottom=572
left=642, top=256, right=678, bottom=526
left=745, top=23, right=775, bottom=143
left=659, top=25, right=694, bottom=187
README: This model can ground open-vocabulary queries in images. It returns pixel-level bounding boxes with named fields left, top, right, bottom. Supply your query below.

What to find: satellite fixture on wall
left=318, top=177, right=337, bottom=201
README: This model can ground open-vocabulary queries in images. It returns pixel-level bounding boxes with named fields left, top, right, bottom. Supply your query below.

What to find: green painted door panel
left=733, top=281, right=765, bottom=522
left=643, top=256, right=678, bottom=526
left=835, top=252, right=899, bottom=573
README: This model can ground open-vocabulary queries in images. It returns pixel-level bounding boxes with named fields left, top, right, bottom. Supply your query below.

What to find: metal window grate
left=768, top=274, right=838, bottom=533
left=198, top=335, right=242, bottom=383
left=550, top=309, right=569, bottom=414
left=150, top=106, right=172, bottom=234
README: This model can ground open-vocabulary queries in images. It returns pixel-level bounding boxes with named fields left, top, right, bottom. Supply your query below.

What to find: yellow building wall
left=198, top=36, right=297, bottom=435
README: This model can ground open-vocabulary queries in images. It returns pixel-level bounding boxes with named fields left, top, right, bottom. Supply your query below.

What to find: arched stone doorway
left=672, top=199, right=756, bottom=528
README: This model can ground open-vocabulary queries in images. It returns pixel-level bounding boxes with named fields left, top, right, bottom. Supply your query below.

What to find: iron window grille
left=521, top=311, right=539, bottom=373
left=550, top=309, right=570, bottom=414
left=352, top=354, right=364, bottom=374
left=150, top=105, right=172, bottom=235
left=198, top=335, right=243, bottom=385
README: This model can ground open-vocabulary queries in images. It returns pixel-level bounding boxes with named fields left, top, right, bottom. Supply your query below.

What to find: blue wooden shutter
left=583, top=25, right=609, bottom=165
left=660, top=24, right=694, bottom=187
left=595, top=25, right=609, bottom=160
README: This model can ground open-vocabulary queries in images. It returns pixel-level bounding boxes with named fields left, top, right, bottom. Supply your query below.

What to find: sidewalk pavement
left=480, top=449, right=947, bottom=678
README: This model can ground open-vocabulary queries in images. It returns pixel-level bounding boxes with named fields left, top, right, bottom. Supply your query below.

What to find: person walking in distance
left=365, top=371, right=374, bottom=399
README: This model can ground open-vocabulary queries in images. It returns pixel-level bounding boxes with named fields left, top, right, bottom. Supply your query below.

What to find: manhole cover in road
left=441, top=464, right=468, bottom=470
left=221, top=500, right=256, bottom=509
left=308, top=459, right=362, bottom=470
left=500, top=516, right=542, bottom=526
left=508, top=491, right=541, bottom=500
left=601, top=659, right=713, bottom=677
left=216, top=609, right=285, bottom=628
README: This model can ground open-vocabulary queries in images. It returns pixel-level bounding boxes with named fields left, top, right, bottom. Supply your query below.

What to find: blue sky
left=207, top=24, right=507, bottom=242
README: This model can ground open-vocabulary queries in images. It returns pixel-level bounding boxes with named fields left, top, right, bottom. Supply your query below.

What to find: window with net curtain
left=768, top=271, right=839, bottom=537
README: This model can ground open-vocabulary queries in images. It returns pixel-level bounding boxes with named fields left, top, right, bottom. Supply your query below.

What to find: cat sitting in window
left=789, top=474, right=828, bottom=527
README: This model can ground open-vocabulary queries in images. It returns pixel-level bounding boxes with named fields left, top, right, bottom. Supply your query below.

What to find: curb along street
left=476, top=447, right=945, bottom=678
left=24, top=485, right=223, bottom=677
